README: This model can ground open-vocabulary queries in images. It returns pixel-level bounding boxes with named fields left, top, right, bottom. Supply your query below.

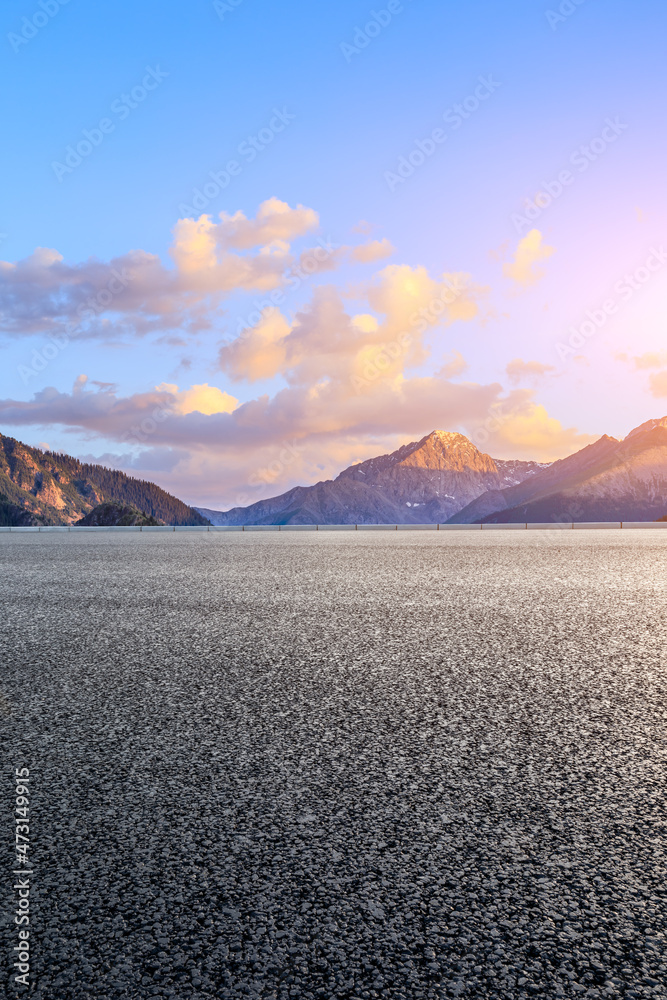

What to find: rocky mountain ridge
left=0, top=433, right=208, bottom=526
left=449, top=418, right=667, bottom=523
left=198, top=431, right=549, bottom=525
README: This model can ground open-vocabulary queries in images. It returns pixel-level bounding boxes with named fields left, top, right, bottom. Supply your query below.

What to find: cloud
left=217, top=308, right=292, bottom=382
left=436, top=351, right=468, bottom=379
left=0, top=200, right=591, bottom=506
left=630, top=352, right=667, bottom=370
left=218, top=264, right=486, bottom=393
left=0, top=376, right=244, bottom=443
left=615, top=353, right=667, bottom=397
left=365, top=264, right=486, bottom=336
left=0, top=371, right=499, bottom=452
left=503, top=229, right=555, bottom=287
left=506, top=358, right=556, bottom=384
left=0, top=285, right=590, bottom=503
left=649, top=371, right=667, bottom=397
left=292, top=241, right=347, bottom=277
left=471, top=398, right=596, bottom=461
left=0, top=376, right=591, bottom=504
left=212, top=198, right=319, bottom=250
left=155, top=383, right=238, bottom=415
left=168, top=210, right=295, bottom=291
left=350, top=238, right=396, bottom=263
left=3, top=226, right=502, bottom=505
left=0, top=198, right=320, bottom=342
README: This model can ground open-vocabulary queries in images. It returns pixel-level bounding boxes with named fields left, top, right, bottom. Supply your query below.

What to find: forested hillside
left=0, top=433, right=209, bottom=526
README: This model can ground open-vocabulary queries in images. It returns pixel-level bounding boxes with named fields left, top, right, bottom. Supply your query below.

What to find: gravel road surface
left=1, top=532, right=666, bottom=999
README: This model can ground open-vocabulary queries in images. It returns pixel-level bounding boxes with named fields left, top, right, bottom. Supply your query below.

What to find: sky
left=1, top=0, right=666, bottom=510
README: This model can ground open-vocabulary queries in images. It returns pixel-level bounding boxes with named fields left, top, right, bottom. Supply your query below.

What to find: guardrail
left=2, top=522, right=667, bottom=533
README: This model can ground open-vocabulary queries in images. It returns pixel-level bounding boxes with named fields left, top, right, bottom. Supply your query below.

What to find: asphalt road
left=1, top=532, right=666, bottom=1000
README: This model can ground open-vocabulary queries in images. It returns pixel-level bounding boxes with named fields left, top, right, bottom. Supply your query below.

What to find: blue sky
left=1, top=0, right=666, bottom=507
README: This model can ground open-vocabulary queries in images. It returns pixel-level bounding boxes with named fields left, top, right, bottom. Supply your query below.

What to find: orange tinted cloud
left=503, top=229, right=555, bottom=287
left=632, top=352, right=667, bottom=370
left=351, top=238, right=396, bottom=263
left=480, top=400, right=595, bottom=461
left=214, top=197, right=319, bottom=249
left=649, top=371, right=667, bottom=397
left=218, top=309, right=292, bottom=382
left=155, top=383, right=238, bottom=415
left=0, top=201, right=596, bottom=504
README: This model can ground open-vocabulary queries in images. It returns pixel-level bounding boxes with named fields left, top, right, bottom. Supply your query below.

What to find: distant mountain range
left=198, top=418, right=667, bottom=525
left=197, top=430, right=549, bottom=525
left=449, top=417, right=667, bottom=524
left=4, top=417, right=666, bottom=529
left=0, top=433, right=208, bottom=526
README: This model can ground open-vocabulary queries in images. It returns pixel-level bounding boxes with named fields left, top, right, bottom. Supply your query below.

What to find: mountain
left=448, top=417, right=667, bottom=524
left=0, top=433, right=209, bottom=526
left=76, top=503, right=164, bottom=527
left=0, top=498, right=50, bottom=528
left=197, top=431, right=549, bottom=525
